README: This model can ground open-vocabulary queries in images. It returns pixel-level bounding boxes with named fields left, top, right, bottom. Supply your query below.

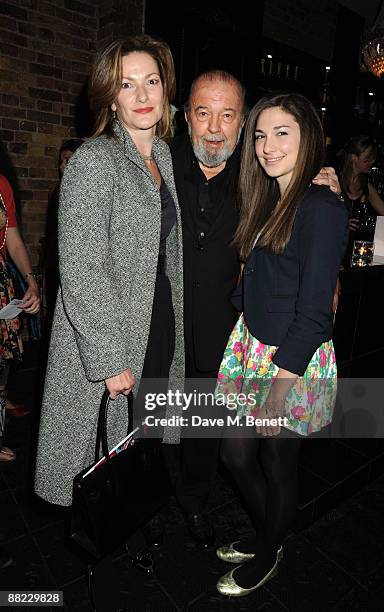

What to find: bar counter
left=334, top=263, right=384, bottom=377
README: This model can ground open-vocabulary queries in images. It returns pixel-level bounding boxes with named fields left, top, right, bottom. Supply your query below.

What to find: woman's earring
left=111, top=109, right=116, bottom=122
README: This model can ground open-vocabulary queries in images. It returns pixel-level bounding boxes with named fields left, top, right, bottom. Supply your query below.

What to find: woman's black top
left=343, top=175, right=377, bottom=265
left=159, top=179, right=176, bottom=256
left=344, top=175, right=376, bottom=239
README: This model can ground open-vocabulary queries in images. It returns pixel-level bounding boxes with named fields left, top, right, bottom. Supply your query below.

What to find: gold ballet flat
left=216, top=541, right=255, bottom=564
left=216, top=542, right=283, bottom=564
left=216, top=556, right=279, bottom=597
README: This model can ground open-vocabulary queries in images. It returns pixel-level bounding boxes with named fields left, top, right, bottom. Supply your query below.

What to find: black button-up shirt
left=169, top=134, right=241, bottom=372
left=184, top=147, right=240, bottom=247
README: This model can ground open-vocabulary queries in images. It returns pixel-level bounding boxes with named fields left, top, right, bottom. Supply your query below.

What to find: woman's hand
left=312, top=167, right=341, bottom=194
left=5, top=227, right=41, bottom=315
left=105, top=368, right=135, bottom=399
left=349, top=217, right=360, bottom=231
left=19, top=278, right=40, bottom=315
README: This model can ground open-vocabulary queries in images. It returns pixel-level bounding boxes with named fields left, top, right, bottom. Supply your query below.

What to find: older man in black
left=168, top=70, right=341, bottom=548
left=170, top=71, right=245, bottom=546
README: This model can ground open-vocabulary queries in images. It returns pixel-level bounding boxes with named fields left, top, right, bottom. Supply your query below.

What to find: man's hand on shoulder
left=312, top=167, right=341, bottom=195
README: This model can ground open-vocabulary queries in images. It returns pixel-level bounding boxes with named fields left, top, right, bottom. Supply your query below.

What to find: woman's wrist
left=24, top=272, right=38, bottom=287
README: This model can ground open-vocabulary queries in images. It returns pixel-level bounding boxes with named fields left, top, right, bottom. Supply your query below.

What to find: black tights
left=221, top=436, right=301, bottom=568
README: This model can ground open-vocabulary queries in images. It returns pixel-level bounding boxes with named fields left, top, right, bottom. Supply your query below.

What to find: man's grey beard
left=188, top=124, right=242, bottom=168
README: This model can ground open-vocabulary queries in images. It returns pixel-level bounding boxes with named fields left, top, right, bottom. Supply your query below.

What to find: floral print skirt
left=216, top=314, right=337, bottom=436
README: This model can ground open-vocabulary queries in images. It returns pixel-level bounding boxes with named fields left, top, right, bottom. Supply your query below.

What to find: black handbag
left=70, top=389, right=171, bottom=559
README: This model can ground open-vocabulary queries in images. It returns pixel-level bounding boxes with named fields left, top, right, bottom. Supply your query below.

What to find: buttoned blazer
left=242, top=185, right=348, bottom=375
left=35, top=122, right=184, bottom=506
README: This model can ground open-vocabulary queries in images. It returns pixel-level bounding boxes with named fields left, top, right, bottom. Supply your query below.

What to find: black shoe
left=143, top=515, right=164, bottom=548
left=0, top=546, right=13, bottom=569
left=129, top=549, right=154, bottom=574
left=187, top=513, right=214, bottom=548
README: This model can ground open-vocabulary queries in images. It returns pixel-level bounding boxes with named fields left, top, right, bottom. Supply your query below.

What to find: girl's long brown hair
left=89, top=36, right=176, bottom=141
left=234, top=93, right=325, bottom=260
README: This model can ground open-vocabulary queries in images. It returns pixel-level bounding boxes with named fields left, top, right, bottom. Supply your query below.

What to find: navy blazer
left=241, top=185, right=348, bottom=376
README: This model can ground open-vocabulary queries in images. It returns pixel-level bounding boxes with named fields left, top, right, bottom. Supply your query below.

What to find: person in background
left=215, top=93, right=348, bottom=597
left=0, top=165, right=40, bottom=460
left=42, top=138, right=84, bottom=324
left=170, top=70, right=342, bottom=548
left=338, top=135, right=384, bottom=232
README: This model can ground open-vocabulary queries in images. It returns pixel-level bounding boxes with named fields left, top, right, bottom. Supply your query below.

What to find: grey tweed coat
left=34, top=121, right=184, bottom=506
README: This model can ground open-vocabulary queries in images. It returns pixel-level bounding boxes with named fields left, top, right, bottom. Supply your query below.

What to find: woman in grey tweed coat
left=35, top=36, right=184, bottom=507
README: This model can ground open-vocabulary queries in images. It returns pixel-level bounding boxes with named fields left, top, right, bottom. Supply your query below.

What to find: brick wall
left=98, top=0, right=144, bottom=45
left=0, top=0, right=144, bottom=265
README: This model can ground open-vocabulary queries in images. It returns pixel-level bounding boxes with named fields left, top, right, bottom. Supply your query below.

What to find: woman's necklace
left=141, top=154, right=153, bottom=162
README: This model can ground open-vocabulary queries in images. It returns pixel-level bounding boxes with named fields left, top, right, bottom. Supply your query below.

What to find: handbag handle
left=94, top=389, right=134, bottom=463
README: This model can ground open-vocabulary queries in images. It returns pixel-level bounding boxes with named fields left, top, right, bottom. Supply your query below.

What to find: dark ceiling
left=338, top=0, right=382, bottom=27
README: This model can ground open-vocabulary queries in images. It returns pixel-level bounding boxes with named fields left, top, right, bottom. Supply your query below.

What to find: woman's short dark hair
left=89, top=35, right=176, bottom=141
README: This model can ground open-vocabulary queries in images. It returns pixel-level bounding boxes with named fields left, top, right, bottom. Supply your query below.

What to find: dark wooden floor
left=1, top=340, right=384, bottom=611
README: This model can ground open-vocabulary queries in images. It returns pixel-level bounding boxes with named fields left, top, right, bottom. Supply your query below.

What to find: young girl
left=215, top=93, right=348, bottom=597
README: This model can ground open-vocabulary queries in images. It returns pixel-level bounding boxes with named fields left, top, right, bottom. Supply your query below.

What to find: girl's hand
left=349, top=218, right=360, bottom=231
left=255, top=399, right=285, bottom=437
left=256, top=369, right=297, bottom=436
